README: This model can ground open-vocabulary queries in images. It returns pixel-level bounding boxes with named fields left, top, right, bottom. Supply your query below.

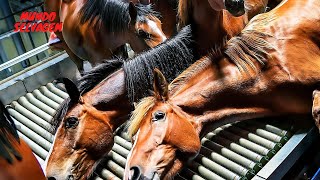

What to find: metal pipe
left=112, top=143, right=130, bottom=158
left=100, top=168, right=121, bottom=180
left=201, top=138, right=256, bottom=170
left=200, top=147, right=251, bottom=177
left=206, top=133, right=263, bottom=163
left=39, top=86, right=64, bottom=104
left=7, top=108, right=53, bottom=142
left=13, top=118, right=51, bottom=151
left=25, top=93, right=56, bottom=115
left=17, top=131, right=48, bottom=160
left=189, top=161, right=226, bottom=180
left=18, top=96, right=52, bottom=122
left=33, top=89, right=60, bottom=109
left=106, top=160, right=124, bottom=178
left=46, top=83, right=69, bottom=99
left=114, top=136, right=132, bottom=150
left=108, top=150, right=127, bottom=167
left=235, top=123, right=282, bottom=143
left=195, top=154, right=241, bottom=180
left=119, top=132, right=131, bottom=142
left=94, top=177, right=104, bottom=180
left=179, top=169, right=206, bottom=180
left=11, top=101, right=52, bottom=132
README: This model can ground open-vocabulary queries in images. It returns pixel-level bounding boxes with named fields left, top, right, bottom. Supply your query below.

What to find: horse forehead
left=65, top=104, right=86, bottom=117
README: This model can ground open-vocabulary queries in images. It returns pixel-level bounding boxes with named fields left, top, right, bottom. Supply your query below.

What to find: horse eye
left=137, top=29, right=151, bottom=39
left=152, top=111, right=165, bottom=121
left=65, top=117, right=79, bottom=129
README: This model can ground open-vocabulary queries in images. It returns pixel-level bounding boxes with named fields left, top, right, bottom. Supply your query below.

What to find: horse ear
left=61, top=78, right=80, bottom=103
left=129, top=2, right=137, bottom=24
left=153, top=68, right=168, bottom=101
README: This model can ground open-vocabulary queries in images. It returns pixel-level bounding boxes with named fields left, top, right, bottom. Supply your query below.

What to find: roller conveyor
left=2, top=79, right=317, bottom=180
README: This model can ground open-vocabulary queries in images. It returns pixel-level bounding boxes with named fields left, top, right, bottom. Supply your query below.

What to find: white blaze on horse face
left=146, top=19, right=167, bottom=42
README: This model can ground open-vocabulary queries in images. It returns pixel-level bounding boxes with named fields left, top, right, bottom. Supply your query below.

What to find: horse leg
left=312, top=90, right=320, bottom=132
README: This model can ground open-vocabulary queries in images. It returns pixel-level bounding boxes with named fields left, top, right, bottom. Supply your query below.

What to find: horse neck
left=152, top=0, right=177, bottom=37
left=191, top=1, right=246, bottom=56
left=83, top=69, right=132, bottom=131
left=170, top=51, right=315, bottom=137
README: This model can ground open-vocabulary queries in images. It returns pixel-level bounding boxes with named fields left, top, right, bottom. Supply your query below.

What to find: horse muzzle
left=224, top=0, right=245, bottom=17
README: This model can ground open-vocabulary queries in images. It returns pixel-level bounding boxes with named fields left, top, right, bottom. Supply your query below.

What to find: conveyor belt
left=4, top=81, right=303, bottom=180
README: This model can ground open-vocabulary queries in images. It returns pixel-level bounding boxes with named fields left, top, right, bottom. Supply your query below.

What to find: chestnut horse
left=177, top=0, right=283, bottom=57
left=45, top=26, right=197, bottom=180
left=44, top=0, right=166, bottom=71
left=124, top=0, right=320, bottom=179
left=0, top=101, right=45, bottom=179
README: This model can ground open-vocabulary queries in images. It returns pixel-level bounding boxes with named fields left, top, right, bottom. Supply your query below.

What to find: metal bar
left=100, top=168, right=121, bottom=180
left=0, top=43, right=49, bottom=72
left=114, top=136, right=132, bottom=150
left=33, top=89, right=60, bottom=109
left=7, top=108, right=53, bottom=142
left=105, top=160, right=124, bottom=178
left=108, top=150, right=127, bottom=167
left=201, top=138, right=256, bottom=170
left=25, top=93, right=56, bottom=115
left=13, top=118, right=51, bottom=151
left=11, top=101, right=52, bottom=131
left=112, top=143, right=130, bottom=158
left=17, top=131, right=48, bottom=160
left=39, top=86, right=65, bottom=104
left=18, top=96, right=53, bottom=122
left=46, top=83, right=69, bottom=99
left=189, top=161, right=226, bottom=180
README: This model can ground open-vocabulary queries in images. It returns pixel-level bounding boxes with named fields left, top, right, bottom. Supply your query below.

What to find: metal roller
left=39, top=86, right=65, bottom=104
left=114, top=136, right=132, bottom=150
left=200, top=146, right=253, bottom=178
left=100, top=168, right=121, bottom=180
left=234, top=123, right=283, bottom=143
left=107, top=150, right=127, bottom=167
left=11, top=101, right=52, bottom=132
left=13, top=119, right=51, bottom=151
left=112, top=143, right=130, bottom=158
left=243, top=121, right=290, bottom=138
left=33, top=89, right=60, bottom=109
left=47, top=83, right=69, bottom=99
left=17, top=132, right=48, bottom=160
left=179, top=169, right=206, bottom=180
left=189, top=161, right=226, bottom=180
left=105, top=160, right=124, bottom=178
left=225, top=125, right=277, bottom=150
left=25, top=93, right=56, bottom=115
left=18, top=96, right=52, bottom=122
left=201, top=138, right=256, bottom=170
left=206, top=133, right=264, bottom=163
left=7, top=108, right=53, bottom=142
left=119, top=132, right=131, bottom=142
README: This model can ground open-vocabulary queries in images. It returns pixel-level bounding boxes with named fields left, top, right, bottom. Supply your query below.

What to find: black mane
left=0, top=101, right=22, bottom=163
left=52, top=25, right=195, bottom=132
left=80, top=0, right=160, bottom=32
left=124, top=25, right=195, bottom=102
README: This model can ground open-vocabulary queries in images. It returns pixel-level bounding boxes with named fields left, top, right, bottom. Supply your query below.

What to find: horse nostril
left=67, top=175, right=74, bottom=180
left=130, top=166, right=142, bottom=180
left=47, top=177, right=56, bottom=180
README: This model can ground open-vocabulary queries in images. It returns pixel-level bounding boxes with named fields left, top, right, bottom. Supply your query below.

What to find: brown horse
left=45, top=26, right=196, bottom=180
left=44, top=0, right=166, bottom=71
left=0, top=101, right=45, bottom=179
left=124, top=0, right=320, bottom=179
left=178, top=0, right=283, bottom=58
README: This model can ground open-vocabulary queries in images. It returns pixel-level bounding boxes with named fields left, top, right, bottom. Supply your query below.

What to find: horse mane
left=123, top=25, right=195, bottom=103
left=177, top=0, right=192, bottom=30
left=127, top=96, right=155, bottom=137
left=51, top=59, right=123, bottom=133
left=0, top=101, right=22, bottom=163
left=52, top=25, right=194, bottom=133
left=128, top=30, right=274, bottom=136
left=80, top=0, right=160, bottom=32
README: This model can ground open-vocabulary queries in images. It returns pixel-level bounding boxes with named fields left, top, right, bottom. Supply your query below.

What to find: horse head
left=45, top=76, right=128, bottom=180
left=124, top=69, right=201, bottom=179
